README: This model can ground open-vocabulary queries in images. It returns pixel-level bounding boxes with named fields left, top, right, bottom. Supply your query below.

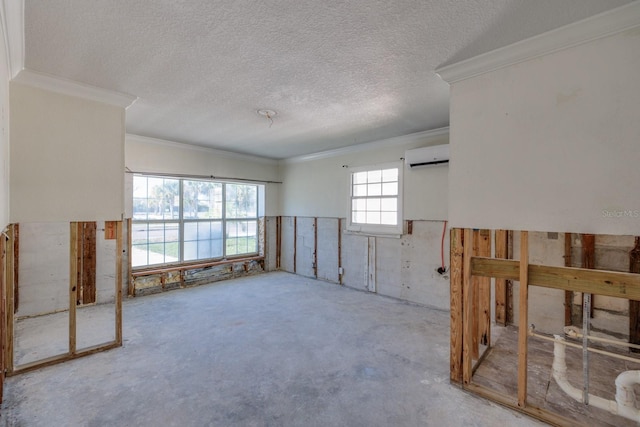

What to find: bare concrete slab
left=2, top=272, right=543, bottom=426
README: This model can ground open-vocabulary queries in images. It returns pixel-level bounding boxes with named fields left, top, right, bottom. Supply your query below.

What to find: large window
left=347, top=162, right=403, bottom=235
left=132, top=176, right=260, bottom=268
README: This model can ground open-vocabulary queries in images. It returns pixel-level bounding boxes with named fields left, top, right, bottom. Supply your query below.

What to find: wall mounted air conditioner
left=404, top=144, right=449, bottom=168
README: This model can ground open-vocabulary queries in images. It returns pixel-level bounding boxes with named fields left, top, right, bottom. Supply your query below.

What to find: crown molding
left=282, top=127, right=449, bottom=164
left=0, top=0, right=24, bottom=78
left=13, top=69, right=138, bottom=108
left=126, top=133, right=279, bottom=166
left=436, top=1, right=640, bottom=84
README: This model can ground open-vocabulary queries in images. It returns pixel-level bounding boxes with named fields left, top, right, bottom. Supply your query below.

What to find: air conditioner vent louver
left=405, top=144, right=449, bottom=168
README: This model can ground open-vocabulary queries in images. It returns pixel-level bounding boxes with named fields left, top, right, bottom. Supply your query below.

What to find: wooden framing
left=450, top=227, right=640, bottom=425
left=293, top=217, right=297, bottom=274
left=462, top=228, right=473, bottom=384
left=0, top=227, right=6, bottom=401
left=276, top=216, right=281, bottom=270
left=517, top=231, right=529, bottom=407
left=564, top=233, right=573, bottom=326
left=5, top=221, right=124, bottom=377
left=12, top=224, right=18, bottom=313
left=581, top=234, right=595, bottom=319
left=630, top=237, right=640, bottom=350
left=477, top=229, right=491, bottom=347
left=313, top=217, right=318, bottom=278
left=449, top=228, right=463, bottom=383
left=494, top=230, right=508, bottom=326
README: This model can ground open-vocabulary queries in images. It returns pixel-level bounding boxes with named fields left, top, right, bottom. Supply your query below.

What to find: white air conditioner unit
left=404, top=144, right=449, bottom=168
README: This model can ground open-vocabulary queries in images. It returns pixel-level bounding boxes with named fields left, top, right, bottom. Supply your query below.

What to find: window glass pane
left=382, top=182, right=398, bottom=196
left=183, top=180, right=222, bottom=219
left=366, top=198, right=381, bottom=211
left=367, top=183, right=382, bottom=196
left=354, top=212, right=366, bottom=223
left=366, top=212, right=381, bottom=224
left=133, top=176, right=148, bottom=198
left=355, top=199, right=366, bottom=210
left=226, top=220, right=257, bottom=256
left=367, top=170, right=382, bottom=183
left=381, top=212, right=397, bottom=225
left=226, top=184, right=258, bottom=219
left=382, top=168, right=398, bottom=182
left=353, top=184, right=367, bottom=197
left=131, top=222, right=149, bottom=267
left=145, top=178, right=180, bottom=220
left=133, top=198, right=149, bottom=220
left=184, top=222, right=198, bottom=241
left=381, top=198, right=397, bottom=212
left=353, top=171, right=367, bottom=184
left=184, top=241, right=198, bottom=261
left=197, top=221, right=211, bottom=240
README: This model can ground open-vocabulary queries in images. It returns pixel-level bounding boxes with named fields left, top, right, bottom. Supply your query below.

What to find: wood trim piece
left=115, top=221, right=123, bottom=347
left=0, top=228, right=6, bottom=400
left=450, top=228, right=463, bottom=383
left=462, top=228, right=473, bottom=385
left=517, top=231, right=529, bottom=407
left=494, top=230, right=508, bottom=326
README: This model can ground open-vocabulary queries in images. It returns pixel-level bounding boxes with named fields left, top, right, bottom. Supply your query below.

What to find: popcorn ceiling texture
left=25, top=0, right=630, bottom=159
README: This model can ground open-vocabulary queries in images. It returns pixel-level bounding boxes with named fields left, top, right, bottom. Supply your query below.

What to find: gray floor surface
left=1, top=272, right=545, bottom=426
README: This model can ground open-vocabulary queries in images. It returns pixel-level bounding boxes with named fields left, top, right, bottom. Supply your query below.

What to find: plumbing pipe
left=552, top=335, right=640, bottom=422
left=564, top=326, right=640, bottom=350
left=615, top=371, right=640, bottom=421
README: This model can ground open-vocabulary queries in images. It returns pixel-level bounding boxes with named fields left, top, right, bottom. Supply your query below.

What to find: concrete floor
left=1, top=272, right=544, bottom=426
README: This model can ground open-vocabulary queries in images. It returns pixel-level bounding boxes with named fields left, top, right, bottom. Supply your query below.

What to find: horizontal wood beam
left=131, top=256, right=264, bottom=278
left=471, top=257, right=640, bottom=301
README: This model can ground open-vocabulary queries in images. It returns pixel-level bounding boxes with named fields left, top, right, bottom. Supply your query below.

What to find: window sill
left=343, top=229, right=402, bottom=239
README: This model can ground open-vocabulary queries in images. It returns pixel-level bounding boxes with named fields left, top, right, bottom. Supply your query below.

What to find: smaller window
left=347, top=161, right=403, bottom=236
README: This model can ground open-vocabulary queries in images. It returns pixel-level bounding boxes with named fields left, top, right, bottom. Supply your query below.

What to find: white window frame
left=346, top=161, right=403, bottom=236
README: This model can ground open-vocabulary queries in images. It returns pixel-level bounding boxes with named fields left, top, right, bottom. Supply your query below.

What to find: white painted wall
left=449, top=28, right=640, bottom=234
left=279, top=133, right=449, bottom=220
left=125, top=135, right=280, bottom=216
left=10, top=83, right=125, bottom=222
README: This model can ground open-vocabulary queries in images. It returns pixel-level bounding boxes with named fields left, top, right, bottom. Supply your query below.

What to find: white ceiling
left=24, top=0, right=631, bottom=159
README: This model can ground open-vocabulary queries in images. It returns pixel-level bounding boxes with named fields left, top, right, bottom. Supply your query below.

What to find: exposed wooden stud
left=506, top=230, right=514, bottom=324
left=5, top=225, right=14, bottom=375
left=472, top=230, right=480, bottom=359
left=477, top=229, right=491, bottom=347
left=338, top=218, right=343, bottom=285
left=293, top=217, right=297, bottom=274
left=462, top=228, right=473, bottom=385
left=9, top=341, right=120, bottom=376
left=0, top=227, right=6, bottom=400
left=69, top=222, right=79, bottom=355
left=127, top=218, right=134, bottom=297
left=465, top=383, right=577, bottom=427
left=517, top=230, right=529, bottom=407
left=494, top=230, right=508, bottom=326
left=581, top=234, right=595, bottom=319
left=313, top=217, right=318, bottom=278
left=449, top=228, right=464, bottom=383
left=78, top=222, right=97, bottom=305
left=115, top=221, right=123, bottom=346
left=104, top=221, right=117, bottom=240
left=276, top=216, right=281, bottom=270
left=629, top=237, right=640, bottom=352
left=564, top=233, right=573, bottom=326
left=470, top=257, right=640, bottom=301
left=12, top=223, right=18, bottom=312
left=407, top=220, right=413, bottom=235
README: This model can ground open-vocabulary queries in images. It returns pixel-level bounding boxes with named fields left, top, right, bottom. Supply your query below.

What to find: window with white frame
left=132, top=175, right=261, bottom=268
left=347, top=162, right=403, bottom=235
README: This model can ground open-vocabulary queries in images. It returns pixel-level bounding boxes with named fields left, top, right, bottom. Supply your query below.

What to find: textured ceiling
left=24, top=0, right=631, bottom=159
